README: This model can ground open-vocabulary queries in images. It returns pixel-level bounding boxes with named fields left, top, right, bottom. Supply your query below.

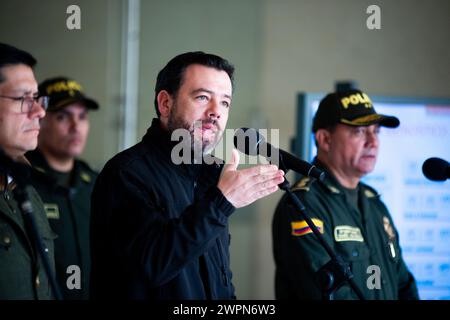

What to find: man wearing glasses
left=0, top=42, right=56, bottom=299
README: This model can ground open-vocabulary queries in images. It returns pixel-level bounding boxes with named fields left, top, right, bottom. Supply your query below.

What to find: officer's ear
left=157, top=90, right=174, bottom=119
left=315, top=128, right=332, bottom=152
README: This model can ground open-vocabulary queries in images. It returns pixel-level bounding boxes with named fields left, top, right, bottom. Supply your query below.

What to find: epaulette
left=291, top=177, right=313, bottom=192
left=80, top=171, right=92, bottom=183
left=323, top=183, right=341, bottom=194
left=76, top=160, right=98, bottom=184
left=361, top=183, right=379, bottom=198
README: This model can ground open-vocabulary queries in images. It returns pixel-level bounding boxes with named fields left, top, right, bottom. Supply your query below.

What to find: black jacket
left=90, top=118, right=236, bottom=300
left=27, top=150, right=97, bottom=300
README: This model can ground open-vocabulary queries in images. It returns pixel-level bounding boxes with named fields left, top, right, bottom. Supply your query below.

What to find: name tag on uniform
left=334, top=225, right=364, bottom=242
left=44, top=203, right=60, bottom=220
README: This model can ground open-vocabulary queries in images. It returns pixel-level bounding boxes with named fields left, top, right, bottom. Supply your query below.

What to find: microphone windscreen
left=233, top=128, right=265, bottom=156
left=422, top=157, right=449, bottom=181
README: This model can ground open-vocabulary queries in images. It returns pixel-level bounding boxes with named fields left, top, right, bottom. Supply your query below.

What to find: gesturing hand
left=217, top=149, right=285, bottom=208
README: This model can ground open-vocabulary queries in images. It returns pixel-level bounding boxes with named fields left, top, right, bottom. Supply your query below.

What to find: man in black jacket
left=27, top=77, right=99, bottom=299
left=90, top=51, right=285, bottom=299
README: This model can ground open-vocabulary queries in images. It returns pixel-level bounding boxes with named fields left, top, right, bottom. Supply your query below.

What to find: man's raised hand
left=218, top=149, right=285, bottom=208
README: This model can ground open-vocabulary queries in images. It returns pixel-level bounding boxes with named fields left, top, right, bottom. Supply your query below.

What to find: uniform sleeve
left=394, top=230, right=420, bottom=299
left=397, top=259, right=420, bottom=299
left=273, top=189, right=343, bottom=299
left=90, top=165, right=235, bottom=288
left=378, top=201, right=420, bottom=300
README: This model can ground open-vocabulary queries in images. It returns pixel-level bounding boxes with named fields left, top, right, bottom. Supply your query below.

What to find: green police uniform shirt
left=272, top=160, right=419, bottom=300
left=0, top=174, right=56, bottom=300
left=27, top=150, right=97, bottom=300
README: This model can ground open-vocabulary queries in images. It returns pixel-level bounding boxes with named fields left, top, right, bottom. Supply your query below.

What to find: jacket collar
left=0, top=155, right=31, bottom=191
left=142, top=118, right=224, bottom=175
left=142, top=118, right=178, bottom=156
left=0, top=174, right=14, bottom=191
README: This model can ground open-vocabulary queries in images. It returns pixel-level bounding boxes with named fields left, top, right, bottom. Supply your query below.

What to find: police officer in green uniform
left=0, top=43, right=56, bottom=299
left=26, top=77, right=99, bottom=300
left=273, top=89, right=419, bottom=300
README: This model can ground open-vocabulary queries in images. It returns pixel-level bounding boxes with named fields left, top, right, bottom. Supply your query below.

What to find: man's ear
left=315, top=129, right=332, bottom=152
left=157, top=90, right=173, bottom=118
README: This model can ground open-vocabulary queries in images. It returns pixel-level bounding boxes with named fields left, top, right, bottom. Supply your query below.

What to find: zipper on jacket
left=216, top=238, right=229, bottom=286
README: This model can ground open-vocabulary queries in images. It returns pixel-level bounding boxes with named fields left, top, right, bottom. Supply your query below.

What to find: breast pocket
left=32, top=204, right=58, bottom=254
left=31, top=210, right=58, bottom=290
left=336, top=241, right=371, bottom=280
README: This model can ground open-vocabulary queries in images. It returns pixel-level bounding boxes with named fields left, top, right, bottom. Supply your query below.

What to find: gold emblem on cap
left=341, top=92, right=373, bottom=109
left=46, top=80, right=83, bottom=95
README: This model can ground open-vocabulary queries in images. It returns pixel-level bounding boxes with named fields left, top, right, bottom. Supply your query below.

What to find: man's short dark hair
left=314, top=125, right=337, bottom=148
left=154, top=51, right=235, bottom=117
left=0, top=43, right=37, bottom=83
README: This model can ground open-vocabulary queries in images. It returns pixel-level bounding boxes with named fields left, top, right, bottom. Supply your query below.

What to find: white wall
left=0, top=0, right=123, bottom=169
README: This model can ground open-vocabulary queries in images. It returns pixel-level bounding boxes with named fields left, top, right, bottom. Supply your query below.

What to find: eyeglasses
left=0, top=94, right=49, bottom=113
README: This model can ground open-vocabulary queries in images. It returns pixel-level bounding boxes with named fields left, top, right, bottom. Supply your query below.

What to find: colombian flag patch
left=291, top=219, right=324, bottom=236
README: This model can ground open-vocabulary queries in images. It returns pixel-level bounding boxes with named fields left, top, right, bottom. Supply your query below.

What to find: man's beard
left=167, top=105, right=223, bottom=155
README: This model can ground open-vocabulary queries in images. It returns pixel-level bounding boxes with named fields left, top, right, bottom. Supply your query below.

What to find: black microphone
left=233, top=128, right=325, bottom=181
left=422, top=157, right=450, bottom=181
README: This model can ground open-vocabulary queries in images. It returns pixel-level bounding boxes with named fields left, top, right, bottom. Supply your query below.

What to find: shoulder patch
left=334, top=225, right=364, bottom=242
left=44, top=203, right=60, bottom=219
left=291, top=218, right=324, bottom=236
left=291, top=177, right=312, bottom=192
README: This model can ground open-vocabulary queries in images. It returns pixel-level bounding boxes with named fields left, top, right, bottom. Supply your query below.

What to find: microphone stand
left=0, top=152, right=63, bottom=300
left=277, top=158, right=365, bottom=300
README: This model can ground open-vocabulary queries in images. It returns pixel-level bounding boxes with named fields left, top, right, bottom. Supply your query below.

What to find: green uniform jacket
left=26, top=150, right=97, bottom=300
left=0, top=173, right=56, bottom=299
left=273, top=161, right=419, bottom=300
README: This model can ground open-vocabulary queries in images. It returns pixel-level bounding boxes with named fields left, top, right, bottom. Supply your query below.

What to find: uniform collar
left=26, top=149, right=93, bottom=188
left=312, top=157, right=379, bottom=198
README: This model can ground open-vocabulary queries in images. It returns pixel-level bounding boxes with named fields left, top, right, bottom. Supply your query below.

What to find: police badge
left=383, top=216, right=397, bottom=259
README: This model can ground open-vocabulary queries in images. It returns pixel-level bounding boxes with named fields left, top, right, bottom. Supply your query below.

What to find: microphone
left=233, top=128, right=325, bottom=181
left=422, top=157, right=450, bottom=181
